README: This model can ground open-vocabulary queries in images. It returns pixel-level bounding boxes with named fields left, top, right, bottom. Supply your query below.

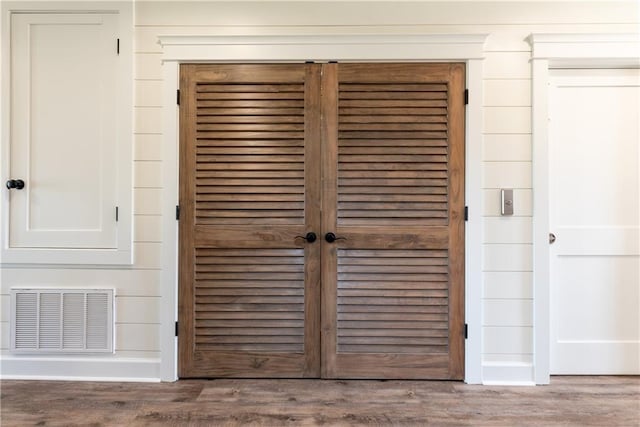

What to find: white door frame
left=529, top=33, right=640, bottom=384
left=158, top=34, right=488, bottom=382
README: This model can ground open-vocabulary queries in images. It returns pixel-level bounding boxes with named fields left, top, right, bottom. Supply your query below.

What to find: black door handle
left=6, top=179, right=25, bottom=190
left=325, top=232, right=346, bottom=243
left=296, top=232, right=317, bottom=243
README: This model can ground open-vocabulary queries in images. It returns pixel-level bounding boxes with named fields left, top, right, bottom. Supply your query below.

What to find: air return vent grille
left=10, top=289, right=114, bottom=353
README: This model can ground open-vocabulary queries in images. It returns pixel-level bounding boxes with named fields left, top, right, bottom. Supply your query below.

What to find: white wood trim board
left=159, top=33, right=488, bottom=383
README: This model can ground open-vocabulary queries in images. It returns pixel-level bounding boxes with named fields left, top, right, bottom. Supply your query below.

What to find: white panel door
left=7, top=14, right=122, bottom=252
left=549, top=69, right=640, bottom=374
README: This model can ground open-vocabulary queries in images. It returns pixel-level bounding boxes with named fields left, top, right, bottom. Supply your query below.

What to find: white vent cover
left=10, top=289, right=114, bottom=353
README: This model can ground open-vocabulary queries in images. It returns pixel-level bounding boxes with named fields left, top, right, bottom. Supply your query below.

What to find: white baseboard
left=1, top=357, right=538, bottom=385
left=482, top=362, right=535, bottom=386
left=0, top=355, right=161, bottom=382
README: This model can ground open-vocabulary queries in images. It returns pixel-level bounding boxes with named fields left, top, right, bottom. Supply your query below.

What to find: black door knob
left=6, top=179, right=25, bottom=190
left=325, top=232, right=347, bottom=243
left=296, top=232, right=317, bottom=243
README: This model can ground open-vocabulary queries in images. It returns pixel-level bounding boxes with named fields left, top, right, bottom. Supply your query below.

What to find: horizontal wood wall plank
left=116, top=296, right=161, bottom=324
left=116, top=324, right=159, bottom=352
left=134, top=189, right=162, bottom=215
left=135, top=107, right=163, bottom=134
left=134, top=215, right=162, bottom=243
left=483, top=300, right=533, bottom=327
left=483, top=162, right=532, bottom=189
left=484, top=52, right=532, bottom=79
left=135, top=53, right=162, bottom=80
left=483, top=353, right=533, bottom=364
left=134, top=161, right=163, bottom=189
left=135, top=80, right=163, bottom=107
left=484, top=244, right=533, bottom=272
left=135, top=135, right=163, bottom=161
left=484, top=80, right=531, bottom=106
left=483, top=135, right=531, bottom=161
left=134, top=243, right=163, bottom=269
left=136, top=2, right=638, bottom=26
left=484, top=107, right=531, bottom=134
left=0, top=270, right=162, bottom=296
left=484, top=217, right=532, bottom=244
left=483, top=272, right=533, bottom=299
left=484, top=326, right=533, bottom=354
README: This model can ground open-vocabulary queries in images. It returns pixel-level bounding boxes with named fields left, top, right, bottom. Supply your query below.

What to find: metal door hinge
left=464, top=324, right=468, bottom=339
left=117, top=38, right=120, bottom=55
left=464, top=206, right=469, bottom=221
left=176, top=89, right=180, bottom=105
left=464, top=89, right=469, bottom=105
left=176, top=205, right=180, bottom=220
left=175, top=321, right=179, bottom=337
left=115, top=206, right=119, bottom=222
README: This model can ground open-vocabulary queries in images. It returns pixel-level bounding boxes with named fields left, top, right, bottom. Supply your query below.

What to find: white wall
left=1, top=0, right=637, bottom=383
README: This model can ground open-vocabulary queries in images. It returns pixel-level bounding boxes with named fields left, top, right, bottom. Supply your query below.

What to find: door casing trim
left=529, top=33, right=640, bottom=385
left=159, top=33, right=488, bottom=382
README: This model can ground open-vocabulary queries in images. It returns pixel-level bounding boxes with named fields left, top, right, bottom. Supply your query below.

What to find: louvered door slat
left=336, top=74, right=451, bottom=229
left=179, top=64, right=321, bottom=378
left=337, top=247, right=450, bottom=356
left=194, top=75, right=305, bottom=228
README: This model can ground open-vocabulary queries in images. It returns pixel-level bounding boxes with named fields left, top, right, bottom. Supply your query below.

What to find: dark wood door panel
left=321, top=63, right=465, bottom=380
left=179, top=64, right=321, bottom=378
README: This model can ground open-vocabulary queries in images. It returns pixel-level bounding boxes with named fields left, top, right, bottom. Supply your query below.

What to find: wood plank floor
left=1, top=376, right=638, bottom=426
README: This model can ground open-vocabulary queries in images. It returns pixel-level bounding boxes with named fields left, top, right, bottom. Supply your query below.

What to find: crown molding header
left=529, top=33, right=640, bottom=67
left=158, top=34, right=488, bottom=62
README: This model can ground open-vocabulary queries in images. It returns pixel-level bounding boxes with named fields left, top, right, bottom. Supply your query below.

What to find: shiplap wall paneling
left=134, top=2, right=637, bottom=26
left=484, top=189, right=533, bottom=217
left=2, top=0, right=636, bottom=382
left=481, top=43, right=534, bottom=375
left=1, top=270, right=162, bottom=297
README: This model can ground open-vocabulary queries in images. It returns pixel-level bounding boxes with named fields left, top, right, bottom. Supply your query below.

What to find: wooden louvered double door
left=178, top=63, right=465, bottom=379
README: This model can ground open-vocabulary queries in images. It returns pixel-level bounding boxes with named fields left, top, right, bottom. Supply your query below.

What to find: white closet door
left=549, top=69, right=640, bottom=374
left=5, top=13, right=130, bottom=262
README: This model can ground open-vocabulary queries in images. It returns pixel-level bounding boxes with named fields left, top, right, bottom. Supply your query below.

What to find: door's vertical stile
left=446, top=64, right=466, bottom=378
left=303, top=64, right=322, bottom=377
left=178, top=64, right=197, bottom=376
left=321, top=63, right=339, bottom=378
